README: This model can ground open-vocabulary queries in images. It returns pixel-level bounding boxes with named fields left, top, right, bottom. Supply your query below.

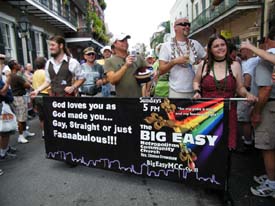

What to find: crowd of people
left=0, top=16, right=274, bottom=199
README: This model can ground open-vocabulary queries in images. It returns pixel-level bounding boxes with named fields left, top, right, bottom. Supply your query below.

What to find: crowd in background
left=0, top=16, right=275, bottom=199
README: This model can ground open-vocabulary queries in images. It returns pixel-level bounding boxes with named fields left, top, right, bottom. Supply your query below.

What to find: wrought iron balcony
left=7, top=0, right=78, bottom=32
left=190, top=0, right=262, bottom=34
left=35, top=0, right=77, bottom=27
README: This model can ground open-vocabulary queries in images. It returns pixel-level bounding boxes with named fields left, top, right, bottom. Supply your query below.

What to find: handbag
left=0, top=102, right=17, bottom=132
left=0, top=79, right=13, bottom=103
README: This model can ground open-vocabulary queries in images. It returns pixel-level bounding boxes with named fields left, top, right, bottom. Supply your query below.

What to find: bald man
left=159, top=17, right=206, bottom=98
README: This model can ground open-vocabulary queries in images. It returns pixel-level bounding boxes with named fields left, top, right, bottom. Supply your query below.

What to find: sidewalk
left=229, top=148, right=275, bottom=206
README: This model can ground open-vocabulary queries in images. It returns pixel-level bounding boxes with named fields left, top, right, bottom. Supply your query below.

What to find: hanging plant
left=98, top=0, right=107, bottom=10
left=86, top=2, right=109, bottom=44
left=63, top=0, right=69, bottom=6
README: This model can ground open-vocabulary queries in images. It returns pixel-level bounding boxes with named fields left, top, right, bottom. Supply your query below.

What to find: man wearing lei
left=158, top=17, right=206, bottom=98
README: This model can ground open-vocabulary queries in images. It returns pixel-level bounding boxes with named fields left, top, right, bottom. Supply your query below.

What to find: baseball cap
left=146, top=54, right=155, bottom=59
left=100, top=46, right=112, bottom=54
left=0, top=54, right=6, bottom=59
left=83, top=47, right=96, bottom=55
left=110, top=33, right=131, bottom=45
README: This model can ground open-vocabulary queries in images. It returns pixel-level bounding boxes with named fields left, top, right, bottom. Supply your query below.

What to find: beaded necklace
left=211, top=61, right=228, bottom=93
left=171, top=37, right=188, bottom=59
left=170, top=38, right=200, bottom=66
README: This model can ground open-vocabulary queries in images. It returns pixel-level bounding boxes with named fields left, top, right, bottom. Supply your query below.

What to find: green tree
left=150, top=21, right=170, bottom=50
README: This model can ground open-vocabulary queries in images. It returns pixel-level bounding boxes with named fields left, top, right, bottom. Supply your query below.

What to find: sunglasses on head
left=86, top=52, right=95, bottom=56
left=176, top=22, right=191, bottom=27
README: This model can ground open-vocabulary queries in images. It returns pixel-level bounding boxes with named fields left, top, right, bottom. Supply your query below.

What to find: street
left=0, top=116, right=274, bottom=206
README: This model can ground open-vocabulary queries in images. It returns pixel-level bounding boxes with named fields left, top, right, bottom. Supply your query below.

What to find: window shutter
left=13, top=25, right=24, bottom=65
left=29, top=30, right=37, bottom=65
left=0, top=25, right=5, bottom=54
left=42, top=33, right=48, bottom=58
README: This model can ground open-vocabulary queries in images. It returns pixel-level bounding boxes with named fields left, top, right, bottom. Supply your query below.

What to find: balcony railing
left=34, top=0, right=77, bottom=27
left=190, top=0, right=262, bottom=33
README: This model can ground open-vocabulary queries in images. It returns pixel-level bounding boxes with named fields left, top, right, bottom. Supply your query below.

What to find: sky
left=104, top=0, right=176, bottom=50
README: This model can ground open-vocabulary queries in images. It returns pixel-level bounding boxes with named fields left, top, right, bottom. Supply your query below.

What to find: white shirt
left=242, top=57, right=260, bottom=76
left=45, top=54, right=85, bottom=83
left=159, top=39, right=206, bottom=92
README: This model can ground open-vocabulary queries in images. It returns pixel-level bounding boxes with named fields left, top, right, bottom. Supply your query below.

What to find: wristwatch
left=194, top=89, right=201, bottom=94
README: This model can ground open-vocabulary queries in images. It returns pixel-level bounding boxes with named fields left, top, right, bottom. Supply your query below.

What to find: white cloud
left=104, top=0, right=176, bottom=49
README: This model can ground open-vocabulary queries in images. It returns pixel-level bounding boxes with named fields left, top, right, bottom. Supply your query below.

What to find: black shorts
left=34, top=93, right=49, bottom=121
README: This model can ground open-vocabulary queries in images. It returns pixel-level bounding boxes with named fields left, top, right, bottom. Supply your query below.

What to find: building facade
left=0, top=0, right=106, bottom=66
left=169, top=0, right=275, bottom=47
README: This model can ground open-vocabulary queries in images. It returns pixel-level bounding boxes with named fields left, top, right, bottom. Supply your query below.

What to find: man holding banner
left=159, top=17, right=206, bottom=98
left=31, top=35, right=85, bottom=98
left=104, top=33, right=147, bottom=97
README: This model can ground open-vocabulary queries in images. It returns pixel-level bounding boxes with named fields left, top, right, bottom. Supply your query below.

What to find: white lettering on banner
left=146, top=160, right=186, bottom=170
left=172, top=133, right=218, bottom=146
left=67, top=112, right=88, bottom=119
left=67, top=102, right=87, bottom=109
left=139, top=97, right=162, bottom=104
left=105, top=104, right=116, bottom=110
left=140, top=130, right=218, bottom=146
left=52, top=101, right=66, bottom=108
left=53, top=130, right=117, bottom=145
left=52, top=110, right=66, bottom=118
left=114, top=125, right=132, bottom=134
left=52, top=120, right=67, bottom=129
left=89, top=114, right=113, bottom=121
left=140, top=130, right=166, bottom=142
left=69, top=121, right=100, bottom=131
left=88, top=103, right=104, bottom=111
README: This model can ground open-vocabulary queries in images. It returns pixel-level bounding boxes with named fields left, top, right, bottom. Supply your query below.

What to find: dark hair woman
left=193, top=34, right=257, bottom=149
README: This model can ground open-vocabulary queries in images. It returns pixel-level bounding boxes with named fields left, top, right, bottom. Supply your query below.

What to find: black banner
left=44, top=97, right=229, bottom=189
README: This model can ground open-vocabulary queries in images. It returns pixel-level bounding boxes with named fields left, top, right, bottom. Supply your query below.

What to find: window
left=0, top=22, right=12, bottom=57
left=40, top=0, right=49, bottom=7
left=74, top=8, right=80, bottom=27
left=34, top=31, right=43, bottom=57
left=195, top=3, right=199, bottom=18
left=202, top=0, right=206, bottom=10
left=52, top=0, right=61, bottom=14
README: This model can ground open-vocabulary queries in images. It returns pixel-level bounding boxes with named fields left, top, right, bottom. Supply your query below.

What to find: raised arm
left=240, top=40, right=275, bottom=64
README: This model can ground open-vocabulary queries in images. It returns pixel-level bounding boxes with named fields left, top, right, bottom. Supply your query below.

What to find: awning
left=65, top=37, right=104, bottom=48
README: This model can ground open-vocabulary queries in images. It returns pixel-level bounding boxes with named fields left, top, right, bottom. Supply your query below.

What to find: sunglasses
left=176, top=22, right=191, bottom=27
left=86, top=52, right=95, bottom=56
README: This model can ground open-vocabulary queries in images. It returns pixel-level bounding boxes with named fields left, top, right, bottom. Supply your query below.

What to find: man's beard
left=50, top=49, right=61, bottom=58
left=183, top=30, right=189, bottom=37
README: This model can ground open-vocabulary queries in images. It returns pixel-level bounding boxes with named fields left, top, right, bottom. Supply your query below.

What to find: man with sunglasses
left=159, top=17, right=206, bottom=98
left=79, top=47, right=105, bottom=96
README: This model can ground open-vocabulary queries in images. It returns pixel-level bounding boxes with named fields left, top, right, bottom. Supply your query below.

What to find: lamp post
left=18, top=15, right=30, bottom=34
left=18, top=12, right=31, bottom=65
